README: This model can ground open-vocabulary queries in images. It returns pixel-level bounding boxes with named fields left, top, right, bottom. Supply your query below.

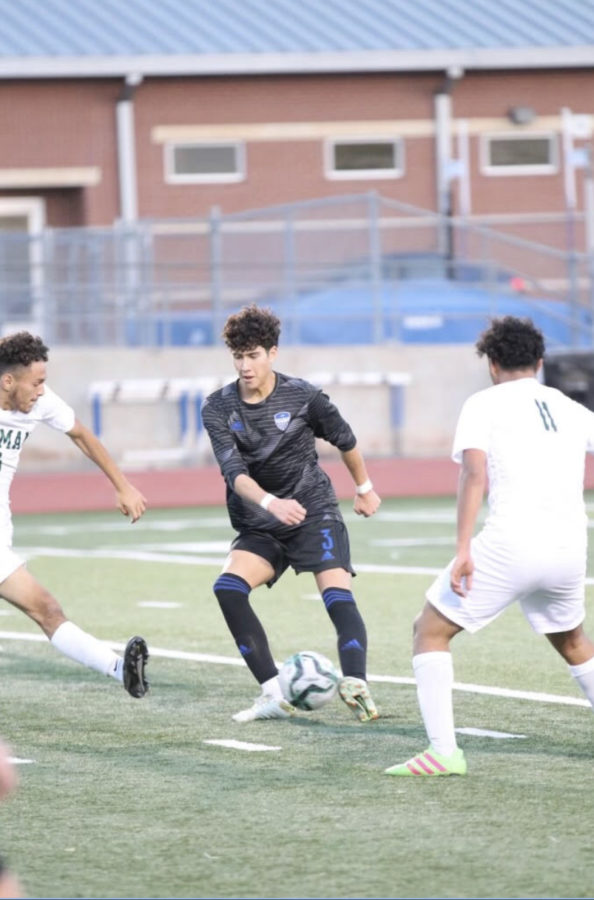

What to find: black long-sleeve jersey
left=201, top=372, right=357, bottom=533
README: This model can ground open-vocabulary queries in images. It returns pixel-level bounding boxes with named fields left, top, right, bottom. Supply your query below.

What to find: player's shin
left=569, top=656, right=594, bottom=709
left=413, top=651, right=458, bottom=755
left=322, top=588, right=367, bottom=678
left=213, top=573, right=278, bottom=683
left=50, top=621, right=121, bottom=679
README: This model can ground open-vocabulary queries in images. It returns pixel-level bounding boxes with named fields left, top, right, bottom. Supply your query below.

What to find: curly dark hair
left=0, top=332, right=49, bottom=375
left=222, top=305, right=281, bottom=352
left=475, top=316, right=545, bottom=370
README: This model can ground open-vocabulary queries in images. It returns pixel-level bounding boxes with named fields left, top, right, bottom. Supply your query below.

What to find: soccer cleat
left=123, top=635, right=149, bottom=699
left=338, top=676, right=379, bottom=722
left=232, top=694, right=296, bottom=723
left=384, top=746, right=467, bottom=777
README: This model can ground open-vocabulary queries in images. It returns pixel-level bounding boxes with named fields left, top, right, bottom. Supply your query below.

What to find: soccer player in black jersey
left=202, top=304, right=382, bottom=722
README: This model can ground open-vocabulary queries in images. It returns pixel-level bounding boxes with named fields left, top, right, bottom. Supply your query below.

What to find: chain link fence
left=1, top=192, right=592, bottom=347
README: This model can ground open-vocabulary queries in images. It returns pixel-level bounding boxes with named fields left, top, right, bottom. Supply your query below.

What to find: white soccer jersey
left=0, top=385, right=75, bottom=542
left=453, top=376, right=594, bottom=540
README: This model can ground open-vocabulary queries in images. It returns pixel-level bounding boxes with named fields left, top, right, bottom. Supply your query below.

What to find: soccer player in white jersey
left=385, top=316, right=594, bottom=776
left=202, top=305, right=381, bottom=723
left=0, top=332, right=149, bottom=698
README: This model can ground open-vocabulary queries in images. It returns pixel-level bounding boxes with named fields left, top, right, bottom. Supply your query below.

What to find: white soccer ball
left=278, top=650, right=340, bottom=710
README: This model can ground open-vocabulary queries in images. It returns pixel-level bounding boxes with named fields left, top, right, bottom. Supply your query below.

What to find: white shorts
left=0, top=546, right=25, bottom=586
left=426, top=529, right=586, bottom=635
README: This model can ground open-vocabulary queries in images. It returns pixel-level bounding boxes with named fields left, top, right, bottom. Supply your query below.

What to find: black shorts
left=231, top=515, right=355, bottom=587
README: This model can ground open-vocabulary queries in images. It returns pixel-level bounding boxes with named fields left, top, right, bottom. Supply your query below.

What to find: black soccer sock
left=213, top=574, right=278, bottom=684
left=322, top=587, right=367, bottom=681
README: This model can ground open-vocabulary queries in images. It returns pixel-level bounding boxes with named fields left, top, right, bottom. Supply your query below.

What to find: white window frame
left=0, top=197, right=46, bottom=334
left=164, top=141, right=246, bottom=184
left=324, top=137, right=405, bottom=180
left=480, top=131, right=558, bottom=176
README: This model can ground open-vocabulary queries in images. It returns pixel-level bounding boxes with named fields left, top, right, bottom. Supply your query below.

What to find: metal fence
left=1, top=192, right=592, bottom=347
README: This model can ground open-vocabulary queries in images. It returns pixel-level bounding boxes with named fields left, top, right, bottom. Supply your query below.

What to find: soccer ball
left=278, top=650, right=340, bottom=710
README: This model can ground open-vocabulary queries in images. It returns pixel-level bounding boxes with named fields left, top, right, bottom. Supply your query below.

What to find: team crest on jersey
left=274, top=411, right=291, bottom=432
left=229, top=412, right=245, bottom=432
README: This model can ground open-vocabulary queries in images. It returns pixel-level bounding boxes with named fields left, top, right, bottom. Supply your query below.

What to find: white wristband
left=259, top=493, right=275, bottom=510
left=356, top=479, right=373, bottom=495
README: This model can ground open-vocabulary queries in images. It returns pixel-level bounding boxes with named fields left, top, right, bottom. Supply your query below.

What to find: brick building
left=0, top=0, right=592, bottom=249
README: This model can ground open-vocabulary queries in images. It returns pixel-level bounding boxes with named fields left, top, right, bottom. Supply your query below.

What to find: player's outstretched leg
left=123, top=636, right=149, bottom=699
left=338, top=676, right=379, bottom=722
left=384, top=746, right=467, bottom=777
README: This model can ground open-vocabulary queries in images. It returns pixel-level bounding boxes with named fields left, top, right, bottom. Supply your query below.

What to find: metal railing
left=0, top=192, right=592, bottom=347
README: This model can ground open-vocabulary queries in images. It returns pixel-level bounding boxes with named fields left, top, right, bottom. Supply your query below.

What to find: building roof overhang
left=0, top=45, right=593, bottom=80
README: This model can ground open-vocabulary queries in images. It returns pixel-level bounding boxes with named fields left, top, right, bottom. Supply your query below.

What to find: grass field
left=1, top=496, right=593, bottom=899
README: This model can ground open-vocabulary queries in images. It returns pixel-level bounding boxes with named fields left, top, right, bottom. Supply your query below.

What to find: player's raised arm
left=66, top=419, right=147, bottom=522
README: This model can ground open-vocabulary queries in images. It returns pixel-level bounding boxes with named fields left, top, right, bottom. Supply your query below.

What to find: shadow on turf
left=284, top=708, right=594, bottom=761
left=5, top=653, right=592, bottom=762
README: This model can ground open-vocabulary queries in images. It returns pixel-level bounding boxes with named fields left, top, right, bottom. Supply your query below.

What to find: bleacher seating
left=88, top=371, right=411, bottom=467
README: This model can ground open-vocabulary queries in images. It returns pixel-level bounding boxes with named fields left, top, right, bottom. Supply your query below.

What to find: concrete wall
left=21, top=343, right=490, bottom=471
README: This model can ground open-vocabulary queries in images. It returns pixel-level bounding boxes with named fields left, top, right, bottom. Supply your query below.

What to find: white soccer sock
left=50, top=621, right=123, bottom=681
left=261, top=674, right=284, bottom=701
left=568, top=656, right=594, bottom=710
left=413, top=651, right=458, bottom=756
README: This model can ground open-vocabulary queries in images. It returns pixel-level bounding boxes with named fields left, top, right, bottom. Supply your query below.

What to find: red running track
left=12, top=456, right=594, bottom=515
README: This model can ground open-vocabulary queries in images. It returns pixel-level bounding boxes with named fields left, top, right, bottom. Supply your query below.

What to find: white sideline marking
left=139, top=542, right=230, bottom=553
left=0, top=630, right=589, bottom=708
left=19, top=547, right=226, bottom=566
left=203, top=739, right=281, bottom=752
left=357, top=563, right=442, bottom=575
left=372, top=510, right=456, bottom=524
left=137, top=601, right=182, bottom=609
left=9, top=757, right=34, bottom=764
left=14, top=507, right=594, bottom=538
left=368, top=670, right=589, bottom=707
left=16, top=545, right=594, bottom=587
left=456, top=727, right=526, bottom=739
left=371, top=537, right=454, bottom=547
left=18, top=545, right=445, bottom=575
left=16, top=517, right=231, bottom=535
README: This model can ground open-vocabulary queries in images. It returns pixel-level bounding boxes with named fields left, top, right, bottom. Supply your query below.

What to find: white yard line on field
left=15, top=545, right=444, bottom=578
left=19, top=547, right=227, bottom=566
left=203, top=739, right=281, bottom=752
left=0, top=630, right=589, bottom=708
left=456, top=727, right=526, bottom=739
left=371, top=537, right=454, bottom=547
left=138, top=601, right=182, bottom=608
left=15, top=511, right=457, bottom=537
left=15, top=518, right=232, bottom=536
left=19, top=545, right=594, bottom=587
left=18, top=546, right=447, bottom=575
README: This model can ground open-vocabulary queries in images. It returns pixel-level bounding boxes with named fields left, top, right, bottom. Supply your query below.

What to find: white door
left=0, top=197, right=45, bottom=335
